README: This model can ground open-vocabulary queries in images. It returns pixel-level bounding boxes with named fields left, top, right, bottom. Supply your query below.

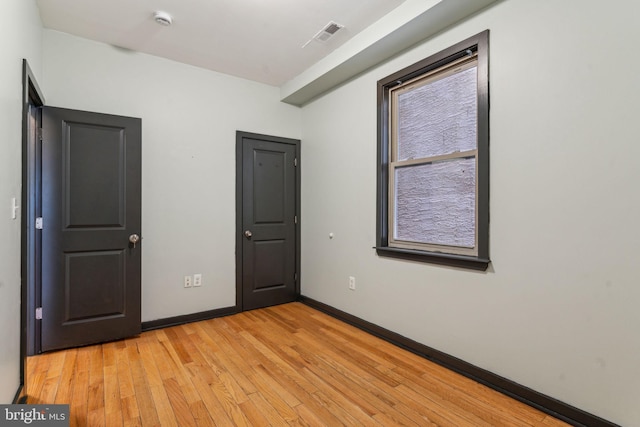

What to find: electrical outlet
left=193, top=274, right=202, bottom=287
left=184, top=275, right=192, bottom=288
left=348, top=276, right=356, bottom=290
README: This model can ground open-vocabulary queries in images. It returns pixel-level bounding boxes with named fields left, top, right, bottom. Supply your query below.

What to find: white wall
left=0, top=0, right=42, bottom=404
left=42, top=30, right=301, bottom=322
left=300, top=0, right=640, bottom=425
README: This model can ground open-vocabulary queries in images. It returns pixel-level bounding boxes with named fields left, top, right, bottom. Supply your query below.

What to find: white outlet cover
left=194, top=274, right=202, bottom=287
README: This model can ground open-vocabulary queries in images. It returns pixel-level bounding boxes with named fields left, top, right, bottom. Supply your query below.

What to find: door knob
left=244, top=230, right=252, bottom=238
left=129, top=234, right=140, bottom=248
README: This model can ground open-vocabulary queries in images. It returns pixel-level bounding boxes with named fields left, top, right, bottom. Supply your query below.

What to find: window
left=376, top=31, right=489, bottom=270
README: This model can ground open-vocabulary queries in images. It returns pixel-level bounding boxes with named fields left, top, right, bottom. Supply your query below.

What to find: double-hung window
left=376, top=31, right=489, bottom=270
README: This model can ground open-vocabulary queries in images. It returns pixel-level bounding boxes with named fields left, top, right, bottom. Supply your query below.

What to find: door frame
left=235, top=131, right=301, bottom=311
left=19, top=59, right=45, bottom=401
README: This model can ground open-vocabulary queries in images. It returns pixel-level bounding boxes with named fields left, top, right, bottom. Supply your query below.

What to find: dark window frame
left=375, top=30, right=490, bottom=271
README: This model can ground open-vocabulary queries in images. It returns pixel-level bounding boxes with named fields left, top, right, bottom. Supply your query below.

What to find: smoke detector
left=153, top=11, right=173, bottom=26
left=313, top=21, right=343, bottom=42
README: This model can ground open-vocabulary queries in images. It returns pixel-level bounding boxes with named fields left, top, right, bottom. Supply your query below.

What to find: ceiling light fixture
left=153, top=11, right=173, bottom=26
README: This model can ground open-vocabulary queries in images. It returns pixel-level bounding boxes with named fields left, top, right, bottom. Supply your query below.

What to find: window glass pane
left=397, top=66, right=477, bottom=161
left=394, top=158, right=476, bottom=247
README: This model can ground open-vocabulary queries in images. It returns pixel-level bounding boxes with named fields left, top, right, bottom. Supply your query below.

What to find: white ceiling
left=35, top=0, right=407, bottom=87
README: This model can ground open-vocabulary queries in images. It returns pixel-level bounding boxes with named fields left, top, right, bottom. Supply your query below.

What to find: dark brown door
left=237, top=132, right=300, bottom=311
left=41, top=107, right=141, bottom=352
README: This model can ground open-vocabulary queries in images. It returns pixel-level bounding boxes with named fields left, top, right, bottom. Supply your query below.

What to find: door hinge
left=294, top=215, right=297, bottom=224
left=35, top=307, right=42, bottom=320
left=37, top=128, right=43, bottom=141
left=35, top=217, right=43, bottom=229
left=294, top=273, right=298, bottom=281
left=294, top=158, right=297, bottom=167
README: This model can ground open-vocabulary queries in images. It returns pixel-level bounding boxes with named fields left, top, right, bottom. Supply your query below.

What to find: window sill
left=375, top=246, right=490, bottom=271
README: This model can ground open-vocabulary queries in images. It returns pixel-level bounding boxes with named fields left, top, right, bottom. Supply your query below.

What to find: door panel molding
left=236, top=131, right=301, bottom=311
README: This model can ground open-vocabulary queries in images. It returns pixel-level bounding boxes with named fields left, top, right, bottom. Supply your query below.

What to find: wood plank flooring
left=26, top=302, right=569, bottom=426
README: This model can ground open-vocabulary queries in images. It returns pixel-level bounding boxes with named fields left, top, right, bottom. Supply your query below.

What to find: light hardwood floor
left=26, top=302, right=569, bottom=426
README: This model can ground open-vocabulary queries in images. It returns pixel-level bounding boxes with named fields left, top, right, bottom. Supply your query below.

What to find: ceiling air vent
left=313, top=21, right=344, bottom=42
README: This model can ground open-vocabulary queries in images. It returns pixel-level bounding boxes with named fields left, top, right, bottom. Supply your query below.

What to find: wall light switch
left=11, top=198, right=19, bottom=220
